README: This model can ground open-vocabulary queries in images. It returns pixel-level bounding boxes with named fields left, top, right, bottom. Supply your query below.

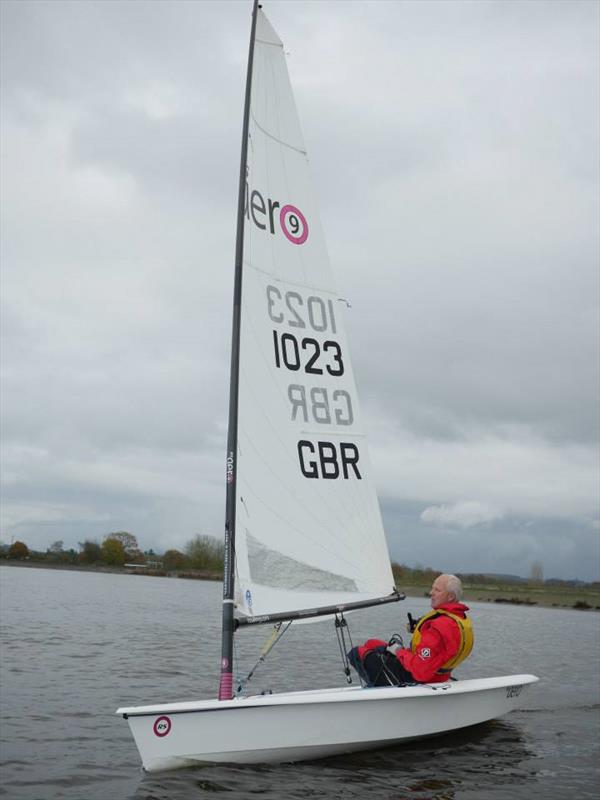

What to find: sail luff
left=219, top=0, right=260, bottom=703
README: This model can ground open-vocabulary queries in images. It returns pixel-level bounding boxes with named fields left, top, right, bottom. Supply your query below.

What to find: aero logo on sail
left=245, top=183, right=309, bottom=245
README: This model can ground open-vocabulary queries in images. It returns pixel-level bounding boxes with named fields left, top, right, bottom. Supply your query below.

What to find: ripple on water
left=1, top=567, right=599, bottom=800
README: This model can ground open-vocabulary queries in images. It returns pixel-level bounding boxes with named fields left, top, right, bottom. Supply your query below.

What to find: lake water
left=0, top=566, right=598, bottom=799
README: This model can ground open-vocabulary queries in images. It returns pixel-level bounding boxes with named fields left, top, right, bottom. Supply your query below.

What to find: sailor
left=348, top=574, right=473, bottom=686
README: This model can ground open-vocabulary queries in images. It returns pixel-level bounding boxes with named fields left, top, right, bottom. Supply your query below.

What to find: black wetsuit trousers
left=347, top=646, right=416, bottom=687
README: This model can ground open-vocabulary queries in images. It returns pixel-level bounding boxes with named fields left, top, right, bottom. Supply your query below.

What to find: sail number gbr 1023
left=265, top=285, right=361, bottom=481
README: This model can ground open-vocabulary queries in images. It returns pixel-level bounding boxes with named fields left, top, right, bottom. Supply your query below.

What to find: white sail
left=234, top=10, right=394, bottom=619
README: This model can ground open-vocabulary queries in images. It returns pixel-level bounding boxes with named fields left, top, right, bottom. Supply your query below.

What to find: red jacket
left=358, top=602, right=470, bottom=684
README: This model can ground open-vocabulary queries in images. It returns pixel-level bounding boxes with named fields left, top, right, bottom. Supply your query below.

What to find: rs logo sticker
left=153, top=715, right=172, bottom=737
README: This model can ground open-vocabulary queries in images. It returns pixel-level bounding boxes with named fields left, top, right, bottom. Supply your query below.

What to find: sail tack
left=234, top=9, right=394, bottom=620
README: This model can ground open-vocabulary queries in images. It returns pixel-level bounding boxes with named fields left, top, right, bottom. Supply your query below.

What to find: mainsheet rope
left=334, top=612, right=358, bottom=686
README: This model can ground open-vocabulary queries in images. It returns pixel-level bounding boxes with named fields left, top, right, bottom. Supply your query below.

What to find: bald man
left=348, top=574, right=473, bottom=686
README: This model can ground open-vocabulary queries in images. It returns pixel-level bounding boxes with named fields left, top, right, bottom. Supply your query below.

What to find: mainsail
left=232, top=8, right=394, bottom=620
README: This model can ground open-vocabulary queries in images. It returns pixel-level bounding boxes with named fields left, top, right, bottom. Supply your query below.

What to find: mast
left=219, top=0, right=260, bottom=702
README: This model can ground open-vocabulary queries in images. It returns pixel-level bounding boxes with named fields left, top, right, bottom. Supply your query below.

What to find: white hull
left=117, top=674, right=538, bottom=771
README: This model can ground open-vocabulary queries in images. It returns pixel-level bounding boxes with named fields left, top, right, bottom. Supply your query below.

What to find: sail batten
left=243, top=258, right=341, bottom=295
left=251, top=110, right=308, bottom=154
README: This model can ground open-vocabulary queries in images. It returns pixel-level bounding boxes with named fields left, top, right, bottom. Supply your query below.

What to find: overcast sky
left=1, top=0, right=598, bottom=581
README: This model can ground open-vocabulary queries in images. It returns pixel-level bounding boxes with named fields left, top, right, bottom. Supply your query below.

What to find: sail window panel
left=247, top=533, right=357, bottom=592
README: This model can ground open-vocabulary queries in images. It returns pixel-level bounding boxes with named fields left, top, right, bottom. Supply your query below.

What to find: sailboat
left=117, top=1, right=538, bottom=771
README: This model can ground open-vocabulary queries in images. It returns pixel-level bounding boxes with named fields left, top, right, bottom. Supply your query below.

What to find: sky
left=1, top=0, right=598, bottom=581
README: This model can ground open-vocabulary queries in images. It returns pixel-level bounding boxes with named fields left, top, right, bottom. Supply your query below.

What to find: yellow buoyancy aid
left=411, top=609, right=474, bottom=671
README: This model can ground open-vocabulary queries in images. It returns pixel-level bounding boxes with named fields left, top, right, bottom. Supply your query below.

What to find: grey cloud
left=381, top=499, right=600, bottom=584
left=1, top=0, right=598, bottom=578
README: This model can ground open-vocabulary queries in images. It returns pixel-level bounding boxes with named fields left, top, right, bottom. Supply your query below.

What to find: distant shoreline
left=0, top=559, right=222, bottom=581
left=2, top=560, right=598, bottom=611
left=401, top=582, right=600, bottom=612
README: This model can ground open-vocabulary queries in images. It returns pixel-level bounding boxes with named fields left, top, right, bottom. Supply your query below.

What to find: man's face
left=430, top=577, right=452, bottom=608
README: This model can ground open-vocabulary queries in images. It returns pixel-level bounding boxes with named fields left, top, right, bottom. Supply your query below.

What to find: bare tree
left=529, top=560, right=544, bottom=585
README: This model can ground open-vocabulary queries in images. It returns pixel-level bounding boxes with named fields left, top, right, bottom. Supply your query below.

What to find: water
left=0, top=566, right=598, bottom=799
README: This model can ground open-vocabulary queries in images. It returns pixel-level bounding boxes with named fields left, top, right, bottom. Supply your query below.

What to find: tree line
left=1, top=532, right=224, bottom=572
left=3, top=539, right=597, bottom=590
